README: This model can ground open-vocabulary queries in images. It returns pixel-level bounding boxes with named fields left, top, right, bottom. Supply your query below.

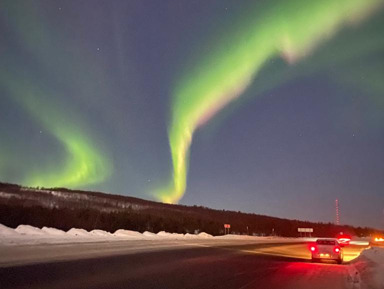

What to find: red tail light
left=334, top=246, right=341, bottom=253
left=310, top=246, right=316, bottom=252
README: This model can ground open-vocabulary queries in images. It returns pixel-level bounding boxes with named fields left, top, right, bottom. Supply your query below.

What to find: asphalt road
left=0, top=241, right=368, bottom=289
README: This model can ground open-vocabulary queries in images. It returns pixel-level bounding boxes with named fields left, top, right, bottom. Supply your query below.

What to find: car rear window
left=316, top=240, right=336, bottom=245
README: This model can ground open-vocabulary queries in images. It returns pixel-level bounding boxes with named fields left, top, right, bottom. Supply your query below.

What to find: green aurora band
left=0, top=1, right=112, bottom=189
left=158, top=0, right=384, bottom=203
left=0, top=71, right=112, bottom=189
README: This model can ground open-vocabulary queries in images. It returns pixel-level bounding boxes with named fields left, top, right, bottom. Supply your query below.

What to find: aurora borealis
left=160, top=0, right=384, bottom=203
left=0, top=1, right=112, bottom=188
left=1, top=0, right=383, bottom=228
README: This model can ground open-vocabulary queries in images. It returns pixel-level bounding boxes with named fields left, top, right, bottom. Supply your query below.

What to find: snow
left=0, top=222, right=275, bottom=245
left=66, top=228, right=91, bottom=237
left=1, top=222, right=378, bottom=277
left=15, top=225, right=46, bottom=235
left=41, top=227, right=67, bottom=236
left=0, top=222, right=316, bottom=245
left=142, top=231, right=157, bottom=238
left=0, top=192, right=20, bottom=199
left=113, top=229, right=143, bottom=239
left=0, top=224, right=20, bottom=236
left=0, top=223, right=362, bottom=247
left=90, top=229, right=113, bottom=237
left=156, top=231, right=172, bottom=238
left=184, top=233, right=199, bottom=239
left=198, top=232, right=213, bottom=238
left=360, top=247, right=384, bottom=289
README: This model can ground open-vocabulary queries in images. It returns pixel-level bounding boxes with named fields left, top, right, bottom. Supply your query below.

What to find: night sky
left=1, top=0, right=383, bottom=229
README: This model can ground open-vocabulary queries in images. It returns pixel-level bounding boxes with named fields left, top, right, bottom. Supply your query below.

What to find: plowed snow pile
left=0, top=223, right=296, bottom=246
left=113, top=229, right=143, bottom=239
left=41, top=227, right=67, bottom=236
left=0, top=224, right=19, bottom=236
left=66, top=228, right=92, bottom=237
left=361, top=247, right=384, bottom=289
left=90, top=230, right=113, bottom=237
left=16, top=225, right=46, bottom=235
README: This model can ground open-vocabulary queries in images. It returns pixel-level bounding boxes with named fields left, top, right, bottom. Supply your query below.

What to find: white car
left=310, top=238, right=343, bottom=264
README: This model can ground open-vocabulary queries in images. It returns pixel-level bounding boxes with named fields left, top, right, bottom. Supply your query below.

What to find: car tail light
left=334, top=246, right=341, bottom=253
left=310, top=246, right=316, bottom=252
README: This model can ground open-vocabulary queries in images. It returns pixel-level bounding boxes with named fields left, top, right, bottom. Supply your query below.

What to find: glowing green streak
left=158, top=0, right=383, bottom=203
left=27, top=130, right=111, bottom=188
left=0, top=1, right=112, bottom=189
left=0, top=72, right=112, bottom=189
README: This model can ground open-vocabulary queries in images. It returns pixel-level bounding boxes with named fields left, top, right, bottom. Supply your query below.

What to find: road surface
left=0, top=240, right=369, bottom=289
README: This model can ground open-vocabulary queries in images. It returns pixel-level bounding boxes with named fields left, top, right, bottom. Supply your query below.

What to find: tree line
left=0, top=182, right=381, bottom=237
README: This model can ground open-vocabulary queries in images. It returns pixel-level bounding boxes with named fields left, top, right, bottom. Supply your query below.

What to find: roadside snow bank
left=0, top=223, right=336, bottom=246
left=66, top=228, right=91, bottom=237
left=113, top=229, right=143, bottom=239
left=41, top=227, right=67, bottom=236
left=0, top=224, right=20, bottom=236
left=360, top=247, right=384, bottom=289
left=198, top=232, right=213, bottom=238
left=184, top=233, right=199, bottom=239
left=90, top=230, right=113, bottom=237
left=142, top=231, right=157, bottom=238
left=15, top=225, right=46, bottom=235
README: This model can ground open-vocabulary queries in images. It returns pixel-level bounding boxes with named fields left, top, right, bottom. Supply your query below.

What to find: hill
left=0, top=182, right=380, bottom=237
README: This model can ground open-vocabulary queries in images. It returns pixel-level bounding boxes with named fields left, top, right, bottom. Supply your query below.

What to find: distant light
left=334, top=247, right=340, bottom=253
left=310, top=246, right=316, bottom=252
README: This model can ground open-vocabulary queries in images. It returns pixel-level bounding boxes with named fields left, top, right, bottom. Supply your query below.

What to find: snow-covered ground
left=0, top=223, right=311, bottom=246
left=1, top=222, right=377, bottom=282
left=0, top=223, right=208, bottom=245
left=360, top=247, right=384, bottom=289
left=0, top=223, right=371, bottom=247
left=0, top=223, right=313, bottom=267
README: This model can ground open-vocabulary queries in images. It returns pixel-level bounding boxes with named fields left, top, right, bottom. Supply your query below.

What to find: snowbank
left=142, top=231, right=157, bottom=238
left=66, top=228, right=91, bottom=237
left=361, top=247, right=384, bottom=289
left=0, top=223, right=341, bottom=246
left=156, top=231, right=171, bottom=238
left=184, top=233, right=199, bottom=239
left=198, top=232, right=213, bottom=238
left=15, top=225, right=46, bottom=235
left=41, top=227, right=67, bottom=236
left=0, top=224, right=20, bottom=237
left=90, top=230, right=113, bottom=237
left=113, top=229, right=143, bottom=239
